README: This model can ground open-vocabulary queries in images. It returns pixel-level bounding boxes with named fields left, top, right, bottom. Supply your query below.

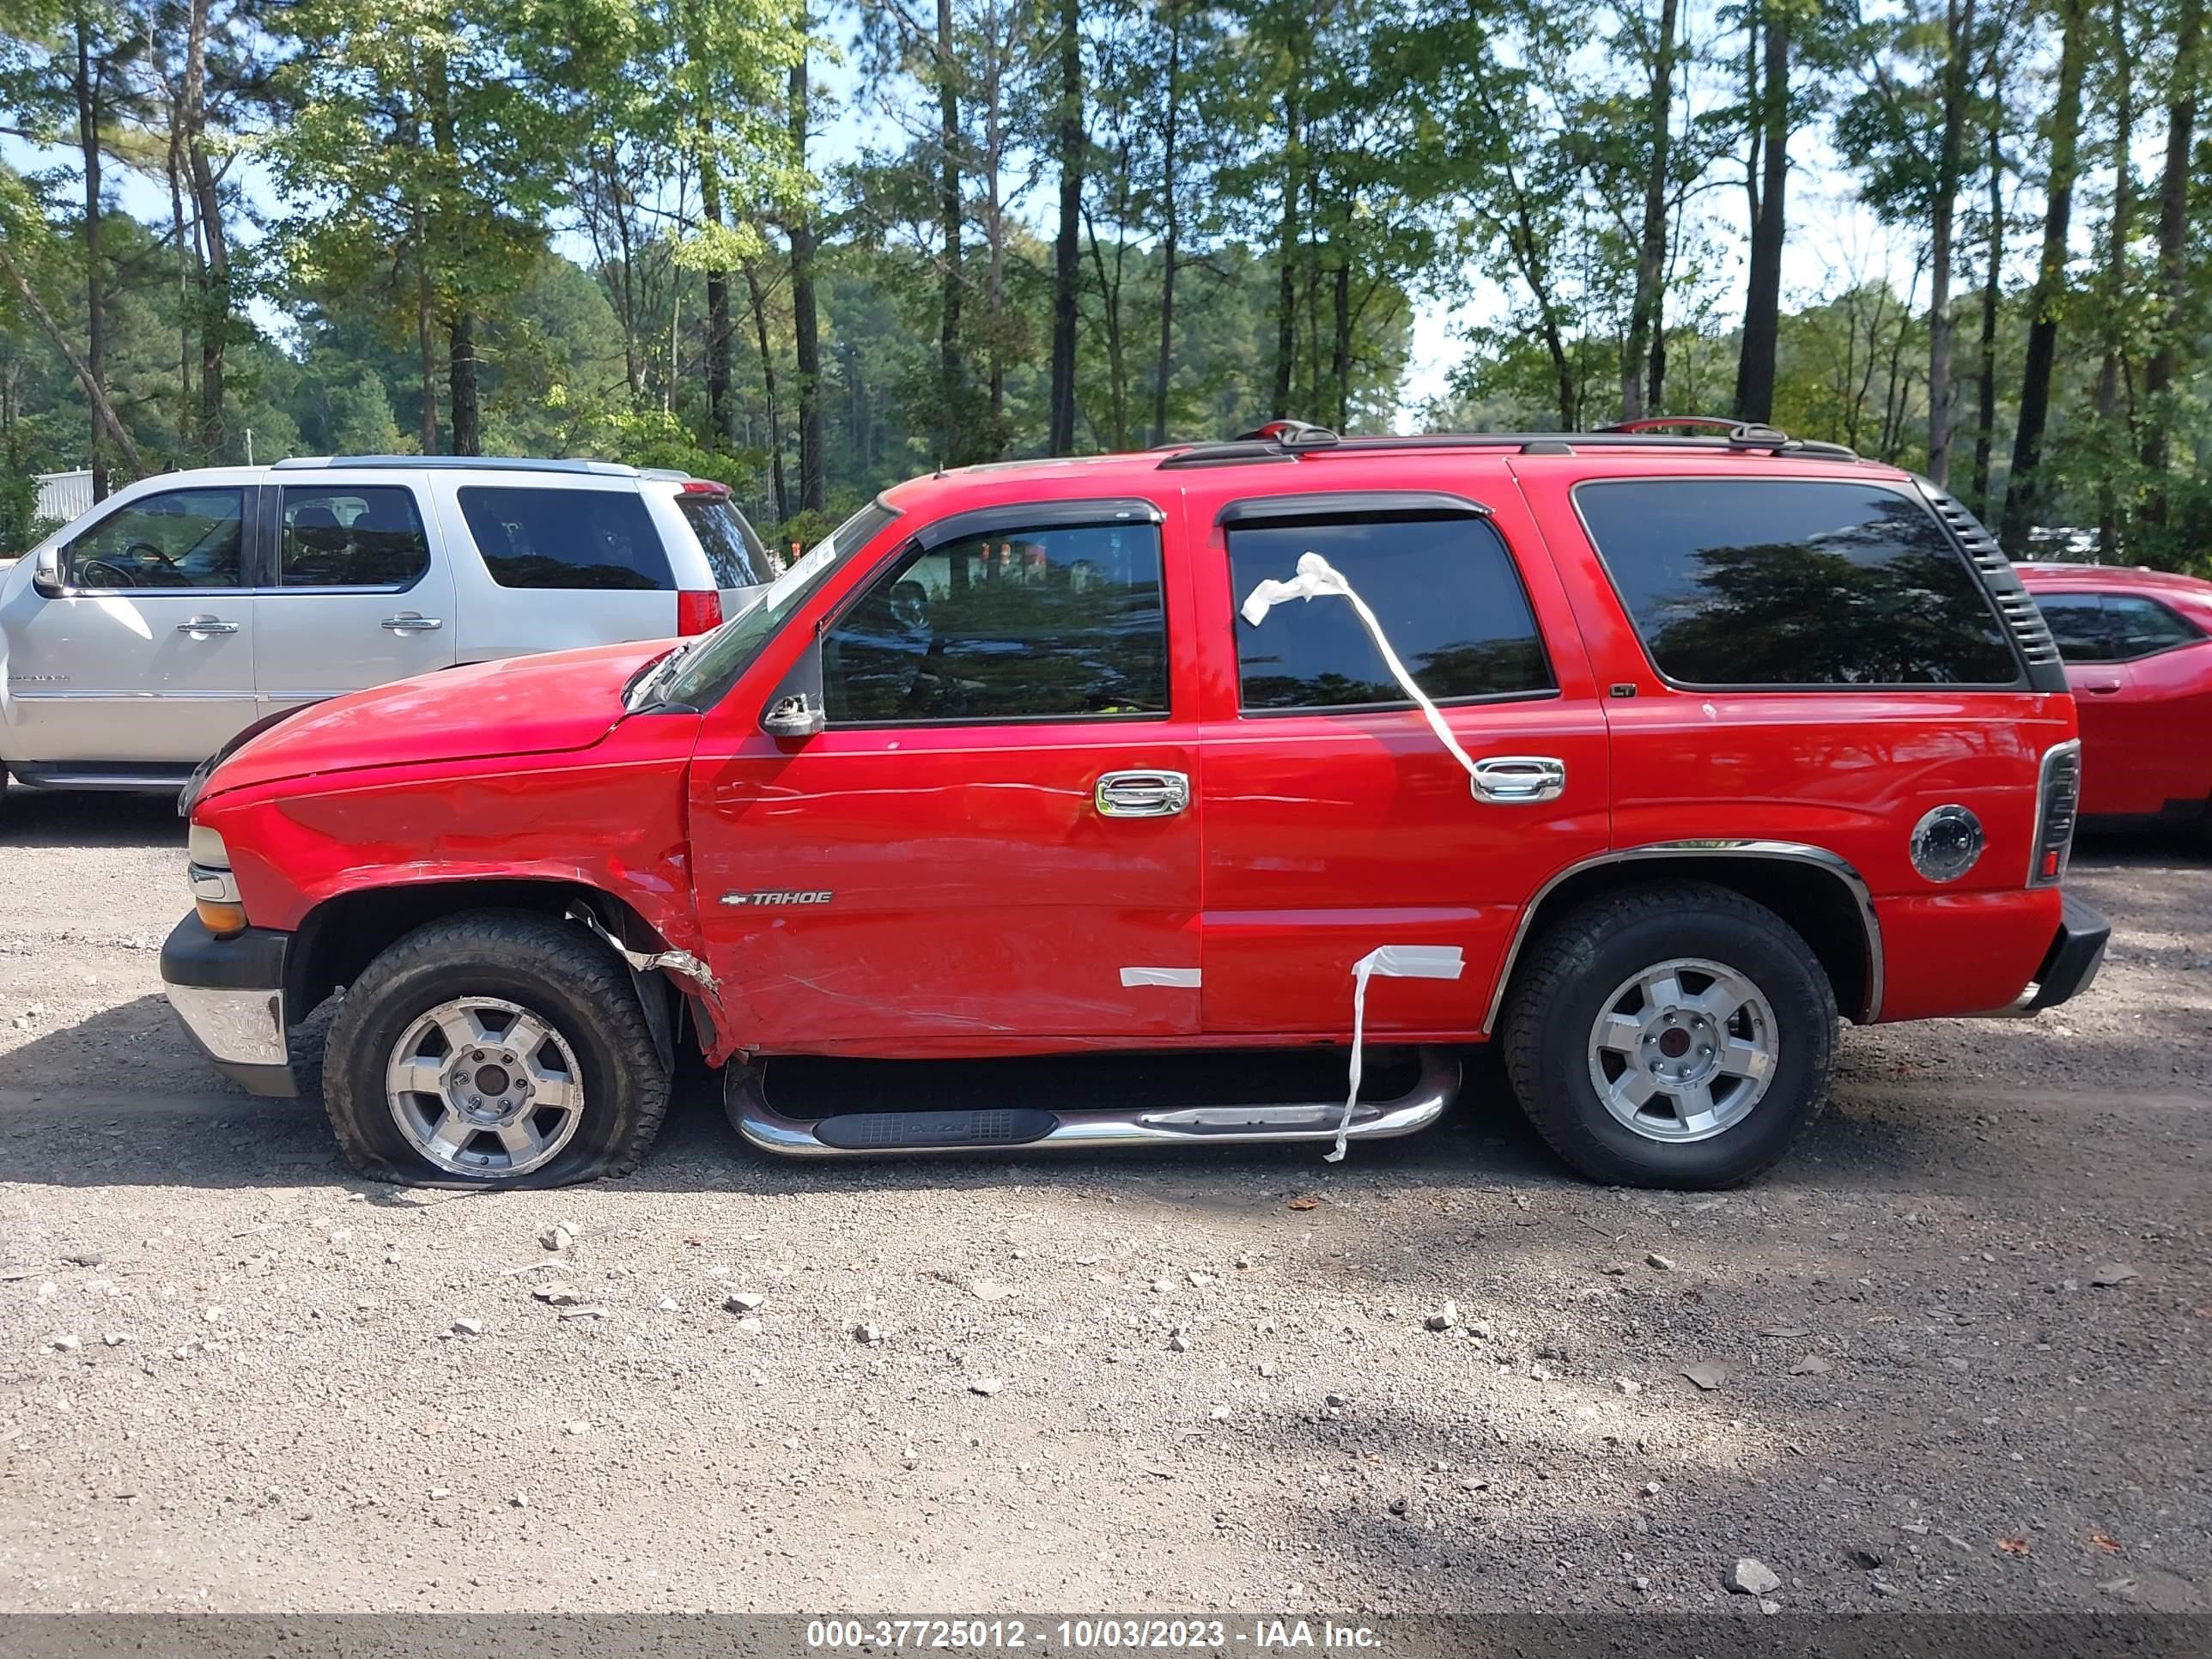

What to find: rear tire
left=1501, top=883, right=1836, bottom=1189
left=321, top=910, right=669, bottom=1188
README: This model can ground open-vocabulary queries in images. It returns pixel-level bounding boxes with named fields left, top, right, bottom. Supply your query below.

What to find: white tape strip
left=1328, top=945, right=1464, bottom=1164
left=1119, top=966, right=1203, bottom=988
left=1242, top=551, right=1484, bottom=796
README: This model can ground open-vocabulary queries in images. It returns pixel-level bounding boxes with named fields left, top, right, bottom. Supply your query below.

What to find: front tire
left=321, top=911, right=670, bottom=1188
left=1501, top=883, right=1837, bottom=1188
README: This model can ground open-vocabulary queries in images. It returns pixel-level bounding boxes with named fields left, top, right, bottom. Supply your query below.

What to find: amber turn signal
left=196, top=898, right=248, bottom=937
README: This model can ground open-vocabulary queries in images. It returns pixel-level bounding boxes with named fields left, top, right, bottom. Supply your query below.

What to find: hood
left=198, top=639, right=672, bottom=801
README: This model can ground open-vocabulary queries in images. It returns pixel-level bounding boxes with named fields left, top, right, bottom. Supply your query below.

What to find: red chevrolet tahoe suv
left=160, top=421, right=2109, bottom=1191
left=2017, top=562, right=2212, bottom=836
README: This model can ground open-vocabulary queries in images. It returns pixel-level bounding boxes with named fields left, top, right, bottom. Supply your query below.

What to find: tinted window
left=458, top=487, right=672, bottom=590
left=65, top=488, right=244, bottom=589
left=1228, top=515, right=1553, bottom=710
left=824, top=520, right=1167, bottom=724
left=678, top=493, right=775, bottom=587
left=2109, top=595, right=2203, bottom=659
left=2035, top=593, right=2119, bottom=663
left=1578, top=480, right=2020, bottom=686
left=280, top=485, right=429, bottom=587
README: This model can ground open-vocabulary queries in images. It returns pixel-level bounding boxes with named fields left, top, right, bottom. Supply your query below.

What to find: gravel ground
left=1, top=788, right=2207, bottom=1617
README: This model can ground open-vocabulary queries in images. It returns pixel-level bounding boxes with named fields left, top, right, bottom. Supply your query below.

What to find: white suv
left=0, top=456, right=773, bottom=796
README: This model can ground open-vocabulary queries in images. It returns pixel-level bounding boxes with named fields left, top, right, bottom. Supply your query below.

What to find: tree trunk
left=1927, top=0, right=1976, bottom=485
left=2139, top=0, right=2203, bottom=527
left=177, top=0, right=227, bottom=459
left=744, top=263, right=788, bottom=525
left=415, top=228, right=438, bottom=455
left=75, top=17, right=110, bottom=498
left=1733, top=9, right=1790, bottom=423
left=789, top=50, right=825, bottom=512
left=1330, top=253, right=1352, bottom=430
left=448, top=313, right=481, bottom=456
left=168, top=130, right=191, bottom=451
left=935, top=0, right=964, bottom=467
left=427, top=55, right=479, bottom=454
left=2001, top=0, right=2090, bottom=548
left=2095, top=0, right=2133, bottom=557
left=701, top=143, right=734, bottom=446
left=981, top=23, right=1007, bottom=449
left=1622, top=0, right=1680, bottom=422
left=0, top=240, right=143, bottom=475
left=1971, top=70, right=2004, bottom=518
left=1047, top=0, right=1082, bottom=454
left=1150, top=1, right=1183, bottom=446
left=1271, top=77, right=1304, bottom=419
left=187, top=143, right=227, bottom=459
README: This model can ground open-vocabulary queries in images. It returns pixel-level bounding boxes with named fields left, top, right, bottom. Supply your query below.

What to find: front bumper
left=160, top=914, right=297, bottom=1097
left=2013, top=894, right=2112, bottom=1015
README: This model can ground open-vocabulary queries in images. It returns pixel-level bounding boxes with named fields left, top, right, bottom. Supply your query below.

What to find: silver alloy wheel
left=1585, top=957, right=1778, bottom=1143
left=386, top=996, right=585, bottom=1178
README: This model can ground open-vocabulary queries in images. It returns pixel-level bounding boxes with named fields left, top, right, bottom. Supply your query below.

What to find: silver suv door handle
left=1472, top=755, right=1567, bottom=804
left=381, top=614, right=444, bottom=632
left=1096, top=769, right=1191, bottom=817
left=176, top=615, right=240, bottom=635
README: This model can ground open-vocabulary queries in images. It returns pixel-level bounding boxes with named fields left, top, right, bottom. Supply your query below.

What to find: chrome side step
left=726, top=1048, right=1462, bottom=1158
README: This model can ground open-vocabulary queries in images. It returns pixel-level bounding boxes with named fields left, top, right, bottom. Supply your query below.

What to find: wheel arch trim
left=1482, top=840, right=1885, bottom=1033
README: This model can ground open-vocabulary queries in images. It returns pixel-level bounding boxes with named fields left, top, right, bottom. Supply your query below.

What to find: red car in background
left=2018, top=563, right=2212, bottom=835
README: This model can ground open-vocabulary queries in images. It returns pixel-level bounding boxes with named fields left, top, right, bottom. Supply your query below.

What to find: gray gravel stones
left=1726, top=1559, right=1783, bottom=1596
left=0, top=821, right=2207, bottom=1617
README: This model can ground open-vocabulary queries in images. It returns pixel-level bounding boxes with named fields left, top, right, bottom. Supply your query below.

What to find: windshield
left=656, top=499, right=901, bottom=709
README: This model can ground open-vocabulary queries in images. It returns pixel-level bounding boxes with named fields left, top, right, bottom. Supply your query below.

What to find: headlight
left=186, top=823, right=245, bottom=935
left=188, top=823, right=231, bottom=868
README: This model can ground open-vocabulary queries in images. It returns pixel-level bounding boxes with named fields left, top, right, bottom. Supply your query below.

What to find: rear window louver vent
left=1915, top=482, right=2064, bottom=674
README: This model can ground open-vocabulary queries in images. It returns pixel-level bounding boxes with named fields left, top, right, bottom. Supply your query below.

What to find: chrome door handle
left=176, top=615, right=240, bottom=635
left=1471, top=755, right=1567, bottom=804
left=382, top=614, right=444, bottom=632
left=1096, top=769, right=1191, bottom=817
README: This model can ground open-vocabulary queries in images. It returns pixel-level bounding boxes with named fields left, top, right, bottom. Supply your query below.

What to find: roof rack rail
left=1156, top=416, right=1860, bottom=469
left=270, top=454, right=649, bottom=477
left=1233, top=418, right=1340, bottom=448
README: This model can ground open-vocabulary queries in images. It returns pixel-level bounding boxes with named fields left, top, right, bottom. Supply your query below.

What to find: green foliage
left=1, top=0, right=2209, bottom=562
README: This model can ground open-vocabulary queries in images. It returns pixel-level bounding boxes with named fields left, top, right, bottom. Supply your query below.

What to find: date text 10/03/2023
left=803, top=1619, right=1385, bottom=1650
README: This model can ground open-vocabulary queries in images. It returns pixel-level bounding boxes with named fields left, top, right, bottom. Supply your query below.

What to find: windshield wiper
left=622, top=642, right=695, bottom=714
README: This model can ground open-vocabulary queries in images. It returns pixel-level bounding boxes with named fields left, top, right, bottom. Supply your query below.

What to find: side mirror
left=30, top=545, right=64, bottom=599
left=760, top=640, right=826, bottom=738
left=761, top=691, right=824, bottom=738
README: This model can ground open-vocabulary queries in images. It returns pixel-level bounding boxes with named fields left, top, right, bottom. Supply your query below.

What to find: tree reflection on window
left=1581, top=482, right=2020, bottom=686
left=825, top=521, right=1168, bottom=724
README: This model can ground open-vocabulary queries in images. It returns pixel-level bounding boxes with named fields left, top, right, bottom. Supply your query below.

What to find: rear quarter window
left=676, top=492, right=775, bottom=588
left=457, top=486, right=672, bottom=591
left=1576, top=478, right=2021, bottom=687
